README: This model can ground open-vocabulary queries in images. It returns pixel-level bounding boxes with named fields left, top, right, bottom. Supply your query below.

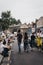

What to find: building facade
left=36, top=17, right=43, bottom=33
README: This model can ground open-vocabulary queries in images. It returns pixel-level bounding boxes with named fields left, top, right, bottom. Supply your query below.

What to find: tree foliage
left=0, top=11, right=21, bottom=31
left=0, top=11, right=11, bottom=30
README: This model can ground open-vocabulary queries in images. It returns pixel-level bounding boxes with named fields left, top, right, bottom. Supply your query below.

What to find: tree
left=1, top=11, right=11, bottom=30
left=0, top=18, right=2, bottom=30
left=1, top=11, right=11, bottom=19
left=9, top=18, right=21, bottom=25
left=0, top=11, right=21, bottom=31
left=17, top=19, right=21, bottom=24
left=9, top=18, right=17, bottom=25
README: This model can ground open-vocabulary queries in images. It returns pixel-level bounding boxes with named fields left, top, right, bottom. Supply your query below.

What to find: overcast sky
left=0, top=0, right=43, bottom=24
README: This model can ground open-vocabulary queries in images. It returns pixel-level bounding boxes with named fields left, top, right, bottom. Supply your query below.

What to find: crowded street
left=0, top=1, right=43, bottom=65
left=10, top=37, right=43, bottom=65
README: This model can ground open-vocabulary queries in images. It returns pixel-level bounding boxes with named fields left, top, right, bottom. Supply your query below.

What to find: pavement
left=10, top=37, right=43, bottom=65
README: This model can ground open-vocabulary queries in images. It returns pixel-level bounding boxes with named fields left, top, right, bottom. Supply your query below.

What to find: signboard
left=32, top=28, right=35, bottom=33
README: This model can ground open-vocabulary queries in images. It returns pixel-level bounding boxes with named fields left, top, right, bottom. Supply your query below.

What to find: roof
left=20, top=24, right=28, bottom=28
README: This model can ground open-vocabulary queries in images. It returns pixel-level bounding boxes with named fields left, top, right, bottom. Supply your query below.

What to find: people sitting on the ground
left=1, top=39, right=11, bottom=57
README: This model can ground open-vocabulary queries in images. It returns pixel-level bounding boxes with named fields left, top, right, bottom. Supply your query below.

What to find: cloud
left=0, top=0, right=43, bottom=23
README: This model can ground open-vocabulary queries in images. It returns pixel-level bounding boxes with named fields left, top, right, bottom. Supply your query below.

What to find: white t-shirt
left=5, top=38, right=8, bottom=44
left=0, top=42, right=3, bottom=53
left=0, top=42, right=7, bottom=53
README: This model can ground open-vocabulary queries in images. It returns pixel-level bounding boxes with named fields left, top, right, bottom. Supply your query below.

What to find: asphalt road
left=10, top=37, right=43, bottom=65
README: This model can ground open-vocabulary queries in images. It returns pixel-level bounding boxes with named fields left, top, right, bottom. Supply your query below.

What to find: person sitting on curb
left=1, top=39, right=11, bottom=57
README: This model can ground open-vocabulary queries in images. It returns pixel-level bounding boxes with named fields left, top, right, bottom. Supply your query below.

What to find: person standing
left=36, top=36, right=42, bottom=51
left=17, top=29, right=22, bottom=53
left=30, top=33, right=35, bottom=49
left=23, top=32, right=29, bottom=52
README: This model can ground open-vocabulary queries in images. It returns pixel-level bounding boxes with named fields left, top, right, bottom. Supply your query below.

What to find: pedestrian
left=23, top=32, right=29, bottom=52
left=36, top=36, right=42, bottom=51
left=17, top=29, right=22, bottom=53
left=30, top=33, right=35, bottom=50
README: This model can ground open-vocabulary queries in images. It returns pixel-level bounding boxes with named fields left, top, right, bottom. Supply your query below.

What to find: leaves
left=0, top=11, right=21, bottom=31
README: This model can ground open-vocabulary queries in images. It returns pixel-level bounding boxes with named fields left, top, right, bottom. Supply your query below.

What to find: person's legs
left=37, top=45, right=41, bottom=51
left=24, top=42, right=26, bottom=51
left=39, top=45, right=41, bottom=51
left=41, top=43, right=43, bottom=50
left=26, top=44, right=29, bottom=52
left=18, top=42, right=21, bottom=53
left=29, top=40, right=33, bottom=48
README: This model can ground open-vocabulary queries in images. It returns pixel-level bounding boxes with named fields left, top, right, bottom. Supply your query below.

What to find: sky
left=0, top=0, right=43, bottom=24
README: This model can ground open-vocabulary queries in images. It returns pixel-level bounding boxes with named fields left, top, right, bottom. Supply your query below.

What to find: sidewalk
left=10, top=38, right=43, bottom=65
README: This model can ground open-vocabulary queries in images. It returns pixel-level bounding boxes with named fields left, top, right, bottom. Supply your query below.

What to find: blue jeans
left=18, top=42, right=21, bottom=53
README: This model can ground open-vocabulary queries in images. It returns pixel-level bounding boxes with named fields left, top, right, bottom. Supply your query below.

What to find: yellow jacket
left=36, top=37, right=42, bottom=46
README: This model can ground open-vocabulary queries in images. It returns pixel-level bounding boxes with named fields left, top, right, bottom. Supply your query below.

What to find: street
left=10, top=37, right=43, bottom=65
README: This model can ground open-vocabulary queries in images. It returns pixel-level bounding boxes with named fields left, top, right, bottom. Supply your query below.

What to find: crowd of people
left=17, top=29, right=43, bottom=53
left=0, top=32, right=13, bottom=57
left=0, top=29, right=43, bottom=57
